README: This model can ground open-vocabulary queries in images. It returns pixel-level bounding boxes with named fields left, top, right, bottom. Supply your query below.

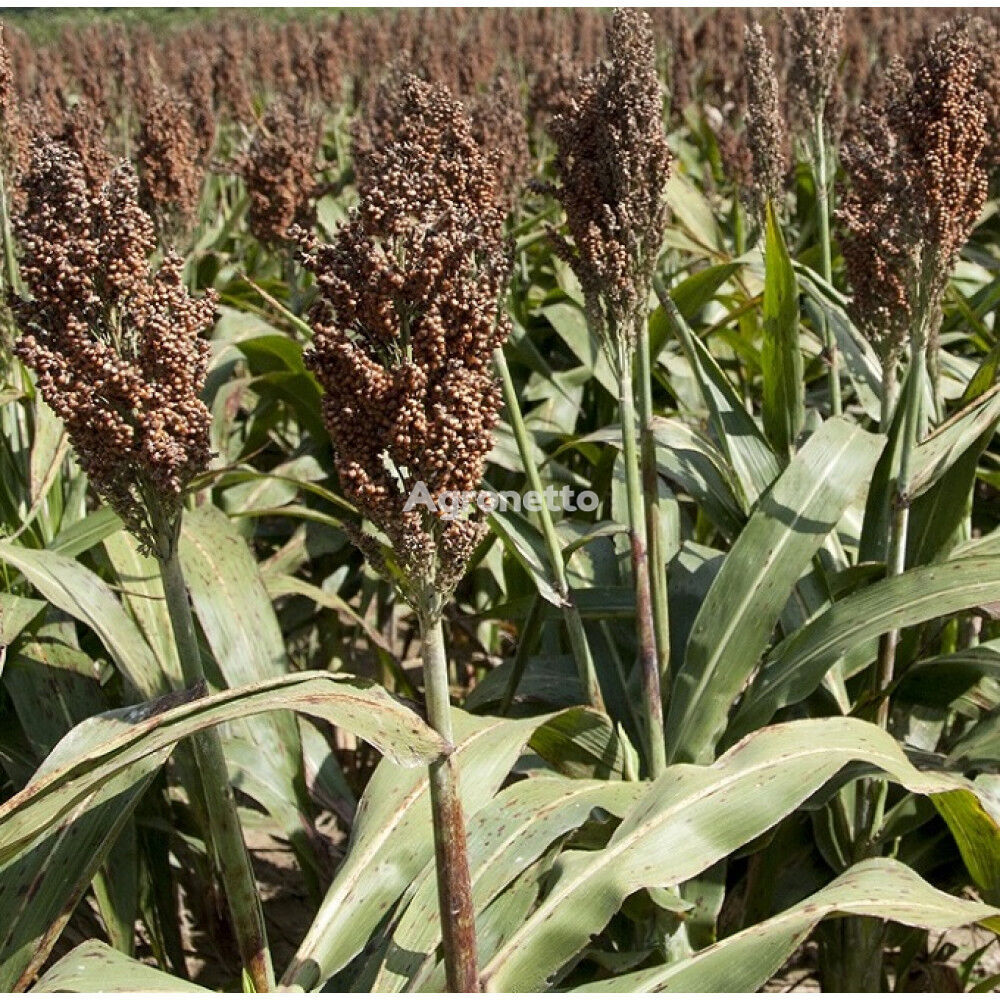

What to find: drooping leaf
left=732, top=556, right=1000, bottom=740
left=479, top=717, right=985, bottom=992
left=580, top=858, right=1000, bottom=992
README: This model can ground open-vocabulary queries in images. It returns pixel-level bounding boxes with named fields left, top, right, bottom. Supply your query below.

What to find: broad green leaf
left=667, top=418, right=883, bottom=764
left=179, top=504, right=307, bottom=830
left=104, top=530, right=182, bottom=688
left=909, top=382, right=1000, bottom=499
left=542, top=300, right=617, bottom=396
left=479, top=717, right=982, bottom=992
left=732, top=556, right=1000, bottom=740
left=934, top=781, right=1000, bottom=905
left=581, top=858, right=1000, bottom=992
left=670, top=262, right=740, bottom=320
left=282, top=710, right=564, bottom=990
left=374, top=776, right=644, bottom=991
left=0, top=594, right=45, bottom=648
left=48, top=506, right=123, bottom=558
left=0, top=540, right=165, bottom=699
left=31, top=940, right=209, bottom=992
left=760, top=202, right=803, bottom=461
left=795, top=265, right=882, bottom=421
left=0, top=671, right=443, bottom=868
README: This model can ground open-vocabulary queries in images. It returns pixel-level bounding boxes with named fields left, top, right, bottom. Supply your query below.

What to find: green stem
left=417, top=603, right=479, bottom=993
left=618, top=345, right=667, bottom=780
left=813, top=113, right=841, bottom=417
left=157, top=534, right=274, bottom=993
left=873, top=342, right=923, bottom=730
left=493, top=346, right=603, bottom=710
left=637, top=319, right=672, bottom=699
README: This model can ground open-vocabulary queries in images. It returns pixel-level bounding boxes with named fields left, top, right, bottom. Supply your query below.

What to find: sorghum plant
left=300, top=74, right=511, bottom=991
left=834, top=21, right=989, bottom=989
left=136, top=87, right=208, bottom=245
left=785, top=8, right=844, bottom=413
left=546, top=8, right=672, bottom=777
left=240, top=96, right=321, bottom=251
left=742, top=22, right=788, bottom=223
left=11, top=137, right=274, bottom=991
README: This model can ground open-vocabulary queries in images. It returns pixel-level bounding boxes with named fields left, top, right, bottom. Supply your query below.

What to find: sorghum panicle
left=840, top=20, right=988, bottom=368
left=136, top=87, right=208, bottom=243
left=784, top=8, right=844, bottom=131
left=13, top=138, right=216, bottom=554
left=301, top=75, right=510, bottom=602
left=240, top=97, right=320, bottom=248
left=547, top=8, right=672, bottom=364
left=743, top=22, right=788, bottom=219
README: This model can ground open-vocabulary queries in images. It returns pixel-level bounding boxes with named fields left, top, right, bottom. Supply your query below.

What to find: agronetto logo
left=404, top=482, right=600, bottom=521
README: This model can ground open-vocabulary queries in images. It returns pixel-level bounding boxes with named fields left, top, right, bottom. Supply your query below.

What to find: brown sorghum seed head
left=240, top=97, right=320, bottom=248
left=839, top=19, right=988, bottom=368
left=300, top=74, right=511, bottom=603
left=467, top=70, right=531, bottom=209
left=12, top=138, right=216, bottom=554
left=136, top=87, right=207, bottom=244
left=547, top=8, right=672, bottom=362
left=784, top=8, right=843, bottom=131
left=742, top=22, right=788, bottom=220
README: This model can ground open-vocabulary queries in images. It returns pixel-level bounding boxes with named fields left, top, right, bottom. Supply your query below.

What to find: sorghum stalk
left=618, top=340, right=667, bottom=778
left=545, top=9, right=672, bottom=777
left=417, top=596, right=479, bottom=992
left=493, top=345, right=603, bottom=710
left=637, top=320, right=672, bottom=697
left=156, top=524, right=274, bottom=991
left=300, top=75, right=511, bottom=989
left=11, top=140, right=272, bottom=992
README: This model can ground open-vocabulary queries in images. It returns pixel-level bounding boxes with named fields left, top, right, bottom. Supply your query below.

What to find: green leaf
left=373, top=776, right=644, bottom=991
left=0, top=671, right=443, bottom=869
left=760, top=202, right=804, bottom=461
left=179, top=505, right=314, bottom=857
left=478, top=717, right=984, bottom=992
left=0, top=539, right=165, bottom=699
left=667, top=418, right=883, bottom=763
left=933, top=784, right=1000, bottom=905
left=580, top=858, right=1000, bottom=992
left=489, top=507, right=567, bottom=607
left=281, top=710, right=566, bottom=990
left=652, top=300, right=780, bottom=505
left=732, top=556, right=1000, bottom=740
left=31, top=940, right=209, bottom=992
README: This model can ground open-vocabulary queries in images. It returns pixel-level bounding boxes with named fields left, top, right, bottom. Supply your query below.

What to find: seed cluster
left=240, top=97, right=321, bottom=248
left=12, top=139, right=216, bottom=554
left=839, top=21, right=988, bottom=367
left=136, top=88, right=208, bottom=243
left=301, top=75, right=510, bottom=601
left=784, top=8, right=844, bottom=131
left=546, top=9, right=672, bottom=365
left=743, top=23, right=788, bottom=219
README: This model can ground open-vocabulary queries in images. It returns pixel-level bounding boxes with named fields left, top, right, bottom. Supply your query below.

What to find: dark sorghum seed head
left=240, top=96, right=321, bottom=248
left=300, top=74, right=511, bottom=606
left=742, top=22, right=788, bottom=220
left=546, top=8, right=672, bottom=365
left=839, top=19, right=988, bottom=368
left=12, top=138, right=216, bottom=555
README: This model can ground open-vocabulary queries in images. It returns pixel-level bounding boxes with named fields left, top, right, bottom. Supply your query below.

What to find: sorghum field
left=2, top=6, right=1000, bottom=993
